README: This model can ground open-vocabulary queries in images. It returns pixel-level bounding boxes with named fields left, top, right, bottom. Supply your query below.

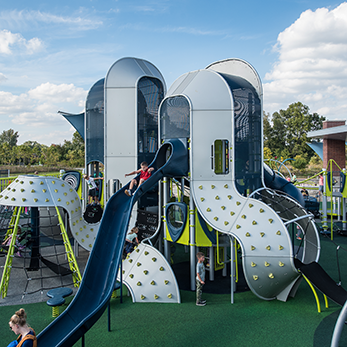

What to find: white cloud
left=0, top=29, right=43, bottom=55
left=264, top=3, right=347, bottom=119
left=28, top=82, right=86, bottom=103
left=0, top=83, right=87, bottom=145
left=0, top=10, right=103, bottom=32
left=0, top=73, right=7, bottom=83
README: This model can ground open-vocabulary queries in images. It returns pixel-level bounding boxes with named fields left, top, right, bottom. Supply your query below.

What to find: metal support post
left=209, top=245, right=214, bottom=281
left=163, top=177, right=170, bottom=262
left=322, top=169, right=328, bottom=230
left=230, top=236, right=235, bottom=304
left=190, top=197, right=196, bottom=291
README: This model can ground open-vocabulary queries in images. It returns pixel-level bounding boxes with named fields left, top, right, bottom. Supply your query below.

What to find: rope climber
left=0, top=205, right=80, bottom=299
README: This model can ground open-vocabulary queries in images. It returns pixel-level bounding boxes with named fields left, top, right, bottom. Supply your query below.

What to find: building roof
left=308, top=124, right=347, bottom=141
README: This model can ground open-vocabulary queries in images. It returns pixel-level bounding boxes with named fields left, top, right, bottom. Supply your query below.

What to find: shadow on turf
left=171, top=261, right=249, bottom=294
left=314, top=309, right=347, bottom=346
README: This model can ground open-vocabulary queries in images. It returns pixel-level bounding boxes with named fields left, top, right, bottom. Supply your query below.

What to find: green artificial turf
left=2, top=229, right=347, bottom=347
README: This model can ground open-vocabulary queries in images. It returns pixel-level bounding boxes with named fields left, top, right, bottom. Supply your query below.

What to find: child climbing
left=2, top=226, right=25, bottom=257
left=124, top=227, right=139, bottom=254
left=124, top=161, right=154, bottom=196
left=83, top=174, right=103, bottom=205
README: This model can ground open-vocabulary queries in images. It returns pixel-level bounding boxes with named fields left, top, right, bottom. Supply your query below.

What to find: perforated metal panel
left=220, top=74, right=262, bottom=194
left=137, top=77, right=164, bottom=166
left=160, top=96, right=190, bottom=140
left=86, top=78, right=104, bottom=165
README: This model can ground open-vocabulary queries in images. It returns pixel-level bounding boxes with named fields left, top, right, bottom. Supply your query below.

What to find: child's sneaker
left=196, top=301, right=206, bottom=306
left=125, top=190, right=132, bottom=197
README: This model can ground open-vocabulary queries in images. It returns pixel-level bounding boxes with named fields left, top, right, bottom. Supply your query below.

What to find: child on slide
left=124, top=161, right=154, bottom=196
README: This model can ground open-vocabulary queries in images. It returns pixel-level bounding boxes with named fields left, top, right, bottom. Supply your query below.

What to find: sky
left=0, top=0, right=346, bottom=145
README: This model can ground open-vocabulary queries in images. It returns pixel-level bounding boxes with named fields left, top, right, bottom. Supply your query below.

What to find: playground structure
left=1, top=57, right=339, bottom=346
left=0, top=175, right=84, bottom=298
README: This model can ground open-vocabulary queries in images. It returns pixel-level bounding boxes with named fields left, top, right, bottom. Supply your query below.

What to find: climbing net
left=0, top=204, right=81, bottom=298
left=250, top=187, right=320, bottom=264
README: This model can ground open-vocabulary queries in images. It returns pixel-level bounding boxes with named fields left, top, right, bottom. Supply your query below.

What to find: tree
left=0, top=129, right=19, bottom=148
left=264, top=102, right=325, bottom=161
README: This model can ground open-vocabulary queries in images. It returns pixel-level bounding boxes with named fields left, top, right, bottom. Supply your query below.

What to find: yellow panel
left=342, top=173, right=347, bottom=198
left=165, top=219, right=190, bottom=245
left=195, top=210, right=213, bottom=247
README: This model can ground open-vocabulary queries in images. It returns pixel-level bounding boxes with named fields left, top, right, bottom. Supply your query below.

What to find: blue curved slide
left=263, top=163, right=305, bottom=207
left=37, top=139, right=188, bottom=347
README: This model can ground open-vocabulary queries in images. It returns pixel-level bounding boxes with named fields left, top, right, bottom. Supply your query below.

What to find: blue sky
left=0, top=0, right=346, bottom=145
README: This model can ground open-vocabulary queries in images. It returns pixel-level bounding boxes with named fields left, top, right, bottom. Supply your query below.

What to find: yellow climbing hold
left=230, top=211, right=235, bottom=216
left=159, top=266, right=164, bottom=271
left=236, top=225, right=241, bottom=229
left=129, top=259, right=133, bottom=263
left=236, top=201, right=241, bottom=206
left=265, top=262, right=270, bottom=267
left=152, top=257, right=157, bottom=262
left=241, top=215, right=246, bottom=219
left=129, top=274, right=134, bottom=278
left=144, top=251, right=149, bottom=255
left=137, top=282, right=142, bottom=286
left=42, top=189, right=46, bottom=193
left=198, top=185, right=203, bottom=190
left=269, top=219, right=274, bottom=223
left=266, top=245, right=271, bottom=250
left=211, top=185, right=215, bottom=189
left=221, top=206, right=226, bottom=210
left=246, top=232, right=250, bottom=237
left=276, top=230, right=281, bottom=235
left=260, top=232, right=265, bottom=237
left=249, top=204, right=254, bottom=208
left=251, top=245, right=255, bottom=250
left=224, top=184, right=228, bottom=188
left=279, top=245, right=284, bottom=250
left=141, top=295, right=145, bottom=300
left=200, top=197, right=205, bottom=202
left=143, top=270, right=148, bottom=275
left=224, top=221, right=229, bottom=226
left=259, top=208, right=264, bottom=213
left=150, top=280, right=155, bottom=285
left=252, top=221, right=257, bottom=225
left=137, top=262, right=141, bottom=267
left=279, top=261, right=284, bottom=267
left=251, top=262, right=256, bottom=267
left=207, top=208, right=211, bottom=212
left=269, top=273, right=274, bottom=279
left=31, top=189, right=35, bottom=193
left=215, top=196, right=220, bottom=200
left=227, top=195, right=232, bottom=199
left=214, top=217, right=218, bottom=221
left=253, top=275, right=258, bottom=281
left=167, top=294, right=172, bottom=298
left=165, top=280, right=169, bottom=285
left=154, top=294, right=159, bottom=299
